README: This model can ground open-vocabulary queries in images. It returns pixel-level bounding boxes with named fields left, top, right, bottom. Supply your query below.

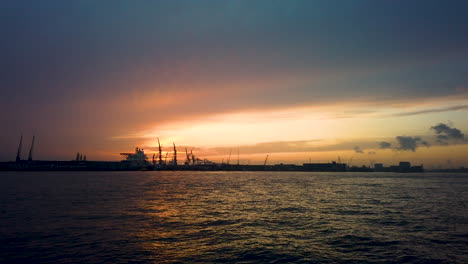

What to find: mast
left=16, top=134, right=23, bottom=162
left=28, top=135, right=35, bottom=161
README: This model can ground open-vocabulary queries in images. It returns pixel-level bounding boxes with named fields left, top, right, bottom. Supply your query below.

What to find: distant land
left=4, top=144, right=466, bottom=173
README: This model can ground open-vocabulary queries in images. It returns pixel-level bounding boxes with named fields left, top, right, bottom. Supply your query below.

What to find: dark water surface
left=1, top=171, right=467, bottom=263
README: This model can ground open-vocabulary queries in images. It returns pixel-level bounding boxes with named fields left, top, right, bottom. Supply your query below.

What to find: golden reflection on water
left=130, top=172, right=346, bottom=261
left=128, top=171, right=468, bottom=263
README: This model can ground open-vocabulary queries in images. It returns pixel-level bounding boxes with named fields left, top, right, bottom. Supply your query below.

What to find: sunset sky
left=1, top=0, right=467, bottom=168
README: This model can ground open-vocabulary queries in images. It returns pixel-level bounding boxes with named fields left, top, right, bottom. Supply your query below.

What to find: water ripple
left=1, top=171, right=467, bottom=263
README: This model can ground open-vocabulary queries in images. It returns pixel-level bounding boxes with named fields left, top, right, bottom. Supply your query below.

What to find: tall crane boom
left=185, top=148, right=190, bottom=165
left=191, top=150, right=196, bottom=164
left=157, top=138, right=163, bottom=165
left=264, top=154, right=269, bottom=167
left=16, top=134, right=23, bottom=162
left=227, top=149, right=232, bottom=165
left=28, top=135, right=35, bottom=161
left=173, top=143, right=177, bottom=166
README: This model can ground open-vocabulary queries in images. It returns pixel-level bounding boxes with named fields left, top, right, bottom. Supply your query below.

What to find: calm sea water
left=1, top=171, right=467, bottom=263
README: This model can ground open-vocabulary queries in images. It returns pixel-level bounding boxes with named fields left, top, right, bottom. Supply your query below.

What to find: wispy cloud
left=142, top=138, right=389, bottom=157
left=2, top=1, right=468, bottom=162
left=391, top=105, right=468, bottom=117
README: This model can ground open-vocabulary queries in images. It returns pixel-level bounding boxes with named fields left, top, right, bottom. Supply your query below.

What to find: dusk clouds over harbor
left=1, top=0, right=467, bottom=167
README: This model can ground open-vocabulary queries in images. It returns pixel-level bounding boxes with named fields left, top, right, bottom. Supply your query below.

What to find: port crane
left=185, top=148, right=191, bottom=165
left=27, top=135, right=35, bottom=161
left=173, top=143, right=177, bottom=166
left=157, top=138, right=163, bottom=165
left=191, top=150, right=196, bottom=164
left=16, top=134, right=23, bottom=162
left=227, top=149, right=232, bottom=165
